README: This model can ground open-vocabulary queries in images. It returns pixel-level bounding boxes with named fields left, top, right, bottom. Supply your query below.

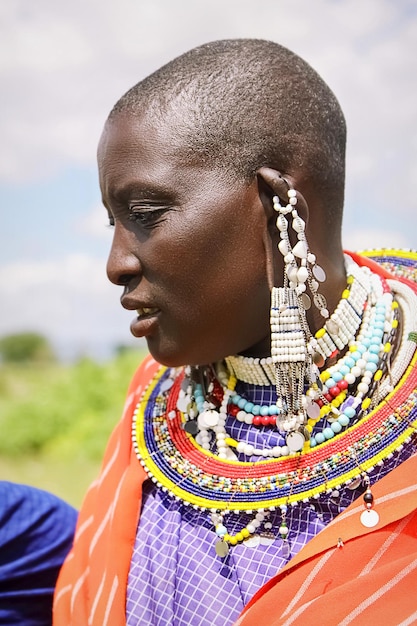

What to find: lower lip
left=130, top=311, right=160, bottom=338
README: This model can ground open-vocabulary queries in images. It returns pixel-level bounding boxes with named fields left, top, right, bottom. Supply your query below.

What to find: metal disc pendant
left=176, top=396, right=189, bottom=413
left=183, top=420, right=198, bottom=435
left=347, top=476, right=362, bottom=490
left=286, top=430, right=305, bottom=452
left=215, top=540, right=229, bottom=557
left=325, top=319, right=340, bottom=336
left=313, top=351, right=325, bottom=367
left=203, top=410, right=220, bottom=427
left=180, top=378, right=190, bottom=391
left=360, top=509, right=380, bottom=528
left=300, top=293, right=311, bottom=310
left=244, top=535, right=261, bottom=548
left=312, top=264, right=326, bottom=282
left=259, top=534, right=275, bottom=546
left=306, top=400, right=320, bottom=419
left=281, top=541, right=291, bottom=559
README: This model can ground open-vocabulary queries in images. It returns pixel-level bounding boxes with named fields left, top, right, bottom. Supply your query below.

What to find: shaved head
left=110, top=39, right=346, bottom=217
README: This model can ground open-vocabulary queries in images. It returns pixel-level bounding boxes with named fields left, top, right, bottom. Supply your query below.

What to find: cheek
left=178, top=228, right=270, bottom=334
left=144, top=205, right=270, bottom=314
left=143, top=218, right=271, bottom=364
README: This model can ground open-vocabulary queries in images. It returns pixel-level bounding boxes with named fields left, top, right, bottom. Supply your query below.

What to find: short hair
left=110, top=39, right=346, bottom=210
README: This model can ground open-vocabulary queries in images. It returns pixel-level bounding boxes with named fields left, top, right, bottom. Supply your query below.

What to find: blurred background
left=1, top=0, right=416, bottom=506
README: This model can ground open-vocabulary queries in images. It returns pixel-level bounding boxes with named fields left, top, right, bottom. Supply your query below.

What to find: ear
left=256, top=166, right=309, bottom=224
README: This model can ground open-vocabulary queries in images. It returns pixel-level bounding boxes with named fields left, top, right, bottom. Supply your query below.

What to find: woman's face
left=98, top=112, right=272, bottom=367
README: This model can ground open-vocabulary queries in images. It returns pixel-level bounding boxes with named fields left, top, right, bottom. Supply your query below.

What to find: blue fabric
left=0, top=482, right=77, bottom=626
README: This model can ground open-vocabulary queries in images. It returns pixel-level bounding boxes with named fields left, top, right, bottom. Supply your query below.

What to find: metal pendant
left=281, top=541, right=291, bottom=559
left=243, top=535, right=261, bottom=548
left=312, top=264, right=326, bottom=282
left=347, top=476, right=362, bottom=490
left=160, top=378, right=174, bottom=392
left=300, top=293, right=311, bottom=310
left=215, top=540, right=229, bottom=557
left=176, top=396, right=190, bottom=413
left=259, top=533, right=275, bottom=546
left=360, top=509, right=380, bottom=528
left=325, top=319, right=340, bottom=336
left=306, top=399, right=320, bottom=419
left=183, top=420, right=198, bottom=435
left=202, top=409, right=219, bottom=427
left=286, top=429, right=307, bottom=453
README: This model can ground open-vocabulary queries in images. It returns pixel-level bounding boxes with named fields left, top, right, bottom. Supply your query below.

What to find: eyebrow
left=107, top=182, right=175, bottom=205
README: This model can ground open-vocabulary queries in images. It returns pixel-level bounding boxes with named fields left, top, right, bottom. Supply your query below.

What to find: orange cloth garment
left=53, top=357, right=158, bottom=626
left=235, top=454, right=417, bottom=626
left=53, top=359, right=417, bottom=626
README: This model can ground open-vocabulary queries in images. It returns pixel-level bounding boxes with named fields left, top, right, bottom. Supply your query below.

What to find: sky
left=1, top=0, right=416, bottom=361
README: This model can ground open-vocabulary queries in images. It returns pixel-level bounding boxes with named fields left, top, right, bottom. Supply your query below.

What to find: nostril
left=106, top=250, right=142, bottom=287
left=106, top=263, right=138, bottom=287
left=117, top=273, right=134, bottom=287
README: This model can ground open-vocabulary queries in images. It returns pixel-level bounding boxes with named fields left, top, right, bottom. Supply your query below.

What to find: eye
left=128, top=203, right=170, bottom=228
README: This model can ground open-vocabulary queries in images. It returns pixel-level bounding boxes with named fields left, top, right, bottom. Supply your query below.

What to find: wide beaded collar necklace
left=133, top=351, right=417, bottom=512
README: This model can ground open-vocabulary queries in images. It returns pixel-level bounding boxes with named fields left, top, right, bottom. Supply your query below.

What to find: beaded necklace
left=132, top=272, right=417, bottom=554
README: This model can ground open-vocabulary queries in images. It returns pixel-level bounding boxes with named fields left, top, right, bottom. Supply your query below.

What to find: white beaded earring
left=270, top=183, right=328, bottom=452
left=273, top=186, right=328, bottom=319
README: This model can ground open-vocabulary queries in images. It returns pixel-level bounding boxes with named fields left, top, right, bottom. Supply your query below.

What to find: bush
left=0, top=332, right=55, bottom=363
left=0, top=349, right=147, bottom=461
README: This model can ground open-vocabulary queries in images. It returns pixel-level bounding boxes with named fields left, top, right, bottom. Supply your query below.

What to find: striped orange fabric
left=53, top=356, right=159, bottom=626
left=235, top=455, right=417, bottom=626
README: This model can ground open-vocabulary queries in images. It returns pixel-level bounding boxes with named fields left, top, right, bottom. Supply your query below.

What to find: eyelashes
left=128, top=205, right=170, bottom=228
left=105, top=205, right=171, bottom=230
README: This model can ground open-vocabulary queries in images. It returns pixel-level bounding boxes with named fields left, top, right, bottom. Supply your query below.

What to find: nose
left=106, top=223, right=141, bottom=287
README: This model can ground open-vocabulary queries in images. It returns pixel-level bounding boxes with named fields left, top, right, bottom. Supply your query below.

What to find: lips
left=129, top=306, right=160, bottom=339
left=120, top=296, right=161, bottom=337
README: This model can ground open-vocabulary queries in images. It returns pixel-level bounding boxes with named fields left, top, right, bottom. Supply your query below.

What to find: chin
left=145, top=337, right=188, bottom=368
left=146, top=337, right=225, bottom=369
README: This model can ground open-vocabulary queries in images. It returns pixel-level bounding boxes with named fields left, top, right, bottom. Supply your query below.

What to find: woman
left=53, top=39, right=417, bottom=625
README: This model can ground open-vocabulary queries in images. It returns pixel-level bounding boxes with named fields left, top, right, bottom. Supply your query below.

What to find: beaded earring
left=270, top=184, right=329, bottom=452
left=272, top=185, right=328, bottom=318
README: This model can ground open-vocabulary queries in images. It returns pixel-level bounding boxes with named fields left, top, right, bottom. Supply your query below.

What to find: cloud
left=0, top=253, right=138, bottom=359
left=76, top=204, right=114, bottom=241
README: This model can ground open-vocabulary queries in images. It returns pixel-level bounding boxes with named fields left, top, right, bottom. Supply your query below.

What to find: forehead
left=97, top=110, right=243, bottom=203
left=98, top=112, right=176, bottom=176
left=98, top=112, right=182, bottom=203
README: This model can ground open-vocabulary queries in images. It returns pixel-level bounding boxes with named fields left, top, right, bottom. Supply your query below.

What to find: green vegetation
left=0, top=348, right=147, bottom=506
left=0, top=332, right=56, bottom=363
